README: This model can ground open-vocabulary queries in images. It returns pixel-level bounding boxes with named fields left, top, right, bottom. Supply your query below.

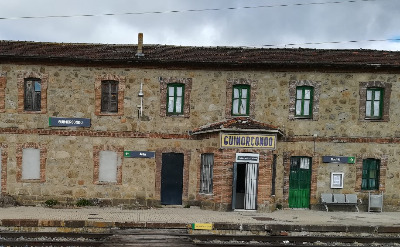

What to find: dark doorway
left=161, top=153, right=184, bottom=205
left=232, top=162, right=258, bottom=210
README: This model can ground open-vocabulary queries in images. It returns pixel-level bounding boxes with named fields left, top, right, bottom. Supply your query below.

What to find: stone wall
left=0, top=63, right=399, bottom=210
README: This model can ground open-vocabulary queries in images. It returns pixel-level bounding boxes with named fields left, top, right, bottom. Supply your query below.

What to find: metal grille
left=245, top=163, right=258, bottom=210
left=200, top=154, right=213, bottom=193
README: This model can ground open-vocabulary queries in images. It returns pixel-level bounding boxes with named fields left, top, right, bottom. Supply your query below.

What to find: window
left=359, top=81, right=391, bottom=122
left=232, top=85, right=250, bottom=116
left=295, top=86, right=313, bottom=118
left=289, top=80, right=320, bottom=121
left=362, top=159, right=380, bottom=190
left=167, top=83, right=184, bottom=115
left=365, top=88, right=383, bottom=119
left=24, top=78, right=41, bottom=111
left=22, top=148, right=41, bottom=180
left=200, top=154, right=214, bottom=194
left=99, top=150, right=119, bottom=183
left=93, top=146, right=123, bottom=185
left=101, top=80, right=118, bottom=113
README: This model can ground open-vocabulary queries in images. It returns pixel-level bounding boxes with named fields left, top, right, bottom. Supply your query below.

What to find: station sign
left=323, top=156, right=355, bottom=164
left=124, top=151, right=155, bottom=158
left=220, top=133, right=276, bottom=149
left=49, top=117, right=91, bottom=127
left=236, top=153, right=259, bottom=163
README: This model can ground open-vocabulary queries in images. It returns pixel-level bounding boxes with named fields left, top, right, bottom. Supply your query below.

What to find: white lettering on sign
left=140, top=153, right=147, bottom=156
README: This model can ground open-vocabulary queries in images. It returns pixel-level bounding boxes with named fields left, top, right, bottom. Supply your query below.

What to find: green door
left=289, top=157, right=311, bottom=208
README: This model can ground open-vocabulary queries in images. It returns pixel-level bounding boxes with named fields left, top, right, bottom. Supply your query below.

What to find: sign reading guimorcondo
left=221, top=133, right=276, bottom=149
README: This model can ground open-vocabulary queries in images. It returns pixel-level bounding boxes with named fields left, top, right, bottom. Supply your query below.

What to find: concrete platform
left=0, top=206, right=399, bottom=234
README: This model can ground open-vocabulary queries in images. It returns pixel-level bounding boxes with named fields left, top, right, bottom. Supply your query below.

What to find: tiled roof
left=0, top=40, right=400, bottom=69
left=192, top=117, right=283, bottom=135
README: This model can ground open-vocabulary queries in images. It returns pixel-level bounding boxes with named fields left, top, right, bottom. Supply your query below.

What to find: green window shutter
left=362, top=159, right=380, bottom=190
left=295, top=86, right=313, bottom=118
left=167, top=83, right=184, bottom=115
left=365, top=88, right=383, bottom=119
left=232, top=85, right=250, bottom=116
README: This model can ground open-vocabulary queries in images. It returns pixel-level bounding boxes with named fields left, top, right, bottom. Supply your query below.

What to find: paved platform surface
left=0, top=206, right=398, bottom=227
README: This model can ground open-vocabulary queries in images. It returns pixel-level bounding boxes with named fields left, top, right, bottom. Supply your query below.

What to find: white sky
left=0, top=0, right=399, bottom=50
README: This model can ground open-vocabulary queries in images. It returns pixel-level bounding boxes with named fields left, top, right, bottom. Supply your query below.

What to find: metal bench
left=321, top=193, right=359, bottom=212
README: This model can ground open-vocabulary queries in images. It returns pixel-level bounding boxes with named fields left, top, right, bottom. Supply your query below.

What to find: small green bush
left=76, top=198, right=93, bottom=207
left=44, top=199, right=58, bottom=208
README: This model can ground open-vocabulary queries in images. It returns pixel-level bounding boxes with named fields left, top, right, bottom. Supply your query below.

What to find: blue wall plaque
left=49, top=117, right=91, bottom=127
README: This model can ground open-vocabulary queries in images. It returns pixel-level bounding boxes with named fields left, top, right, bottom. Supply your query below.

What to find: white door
left=245, top=163, right=258, bottom=210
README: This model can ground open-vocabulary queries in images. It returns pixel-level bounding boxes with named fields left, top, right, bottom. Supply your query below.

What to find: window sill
left=294, top=116, right=313, bottom=120
left=199, top=192, right=214, bottom=196
left=95, top=181, right=121, bottom=185
left=19, top=179, right=44, bottom=183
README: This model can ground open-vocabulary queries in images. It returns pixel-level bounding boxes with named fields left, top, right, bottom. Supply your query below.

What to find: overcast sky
left=0, top=0, right=399, bottom=50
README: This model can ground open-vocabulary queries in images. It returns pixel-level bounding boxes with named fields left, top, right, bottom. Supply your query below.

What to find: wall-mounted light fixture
left=137, top=82, right=144, bottom=118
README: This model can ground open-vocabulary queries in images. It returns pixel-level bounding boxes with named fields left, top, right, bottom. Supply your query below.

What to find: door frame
left=161, top=152, right=184, bottom=205
left=232, top=162, right=259, bottom=210
left=155, top=149, right=190, bottom=204
left=288, top=156, right=312, bottom=208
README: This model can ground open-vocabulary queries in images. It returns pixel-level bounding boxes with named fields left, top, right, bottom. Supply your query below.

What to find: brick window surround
left=226, top=79, right=257, bottom=119
left=282, top=151, right=319, bottom=204
left=16, top=143, right=47, bottom=183
left=289, top=80, right=320, bottom=120
left=359, top=81, right=391, bottom=122
left=159, top=77, right=192, bottom=118
left=95, top=74, right=125, bottom=116
left=0, top=76, right=6, bottom=113
left=17, top=71, right=48, bottom=114
left=155, top=148, right=191, bottom=201
left=355, top=153, right=387, bottom=192
left=93, top=145, right=123, bottom=185
left=0, top=143, right=7, bottom=194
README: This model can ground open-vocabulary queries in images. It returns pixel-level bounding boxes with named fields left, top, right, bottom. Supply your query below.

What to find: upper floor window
left=289, top=80, right=320, bottom=121
left=101, top=80, right=118, bottom=113
left=365, top=88, right=383, bottom=119
left=24, top=78, right=41, bottom=111
left=167, top=83, right=184, bottom=115
left=295, top=86, right=313, bottom=118
left=232, top=84, right=250, bottom=116
left=359, top=81, right=391, bottom=122
left=362, top=158, right=380, bottom=190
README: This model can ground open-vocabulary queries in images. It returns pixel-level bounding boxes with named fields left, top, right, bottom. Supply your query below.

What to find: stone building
left=0, top=39, right=400, bottom=211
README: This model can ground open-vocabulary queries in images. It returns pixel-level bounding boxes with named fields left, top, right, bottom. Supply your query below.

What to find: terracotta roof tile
left=192, top=117, right=282, bottom=135
left=0, top=40, right=400, bottom=69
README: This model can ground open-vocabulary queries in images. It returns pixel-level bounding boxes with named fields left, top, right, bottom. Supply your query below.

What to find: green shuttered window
left=167, top=83, right=184, bottom=115
left=232, top=85, right=250, bottom=116
left=295, top=86, right=313, bottom=118
left=362, top=159, right=380, bottom=190
left=365, top=88, right=383, bottom=119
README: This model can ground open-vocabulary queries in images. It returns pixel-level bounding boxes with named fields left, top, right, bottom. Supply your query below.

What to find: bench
left=321, top=193, right=359, bottom=212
